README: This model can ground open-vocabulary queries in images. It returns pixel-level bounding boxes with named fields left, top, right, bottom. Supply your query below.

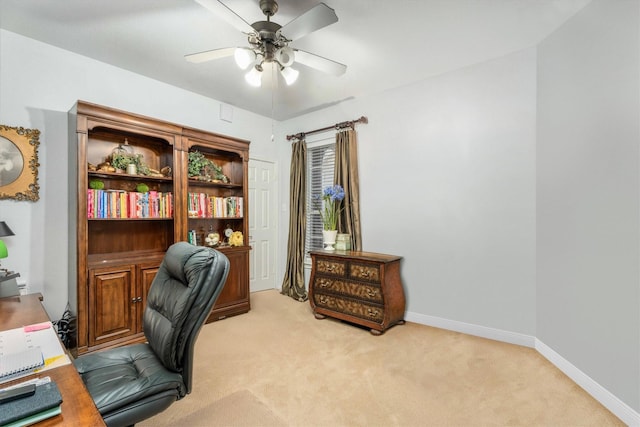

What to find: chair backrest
left=143, top=242, right=229, bottom=394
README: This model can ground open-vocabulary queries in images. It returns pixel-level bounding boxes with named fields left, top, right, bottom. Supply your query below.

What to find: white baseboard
left=405, top=311, right=640, bottom=426
left=535, top=339, right=640, bottom=427
left=405, top=311, right=536, bottom=347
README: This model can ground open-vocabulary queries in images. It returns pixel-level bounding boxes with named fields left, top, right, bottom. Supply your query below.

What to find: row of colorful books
left=87, top=189, right=173, bottom=219
left=188, top=193, right=243, bottom=218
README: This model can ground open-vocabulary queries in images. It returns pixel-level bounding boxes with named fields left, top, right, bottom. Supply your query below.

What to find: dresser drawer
left=349, top=262, right=381, bottom=283
left=313, top=276, right=383, bottom=303
left=315, top=258, right=347, bottom=277
left=313, top=292, right=384, bottom=323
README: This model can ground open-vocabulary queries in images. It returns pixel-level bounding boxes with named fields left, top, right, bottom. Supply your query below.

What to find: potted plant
left=188, top=151, right=229, bottom=183
left=110, top=152, right=134, bottom=172
left=110, top=153, right=151, bottom=175
left=315, top=184, right=345, bottom=250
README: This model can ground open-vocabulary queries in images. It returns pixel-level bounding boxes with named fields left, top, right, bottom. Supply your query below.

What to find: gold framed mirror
left=0, top=125, right=40, bottom=201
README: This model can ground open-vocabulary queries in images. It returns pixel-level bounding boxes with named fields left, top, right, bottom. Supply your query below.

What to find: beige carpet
left=146, top=389, right=286, bottom=427
left=140, top=290, right=623, bottom=427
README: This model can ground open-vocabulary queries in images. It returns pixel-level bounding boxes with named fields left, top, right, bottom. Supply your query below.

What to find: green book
left=3, top=405, right=61, bottom=427
left=0, top=381, right=62, bottom=426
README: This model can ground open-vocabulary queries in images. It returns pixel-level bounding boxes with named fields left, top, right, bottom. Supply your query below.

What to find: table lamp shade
left=0, top=241, right=7, bottom=259
left=0, top=222, right=14, bottom=237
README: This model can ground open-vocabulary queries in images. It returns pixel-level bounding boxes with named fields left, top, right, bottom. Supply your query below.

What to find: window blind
left=305, top=143, right=336, bottom=258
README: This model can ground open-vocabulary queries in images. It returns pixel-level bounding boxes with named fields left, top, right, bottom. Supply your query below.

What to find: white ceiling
left=0, top=0, right=590, bottom=121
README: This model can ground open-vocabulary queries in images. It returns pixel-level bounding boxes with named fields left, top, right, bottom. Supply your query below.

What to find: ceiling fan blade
left=185, top=47, right=236, bottom=63
left=280, top=3, right=338, bottom=41
left=294, top=49, right=346, bottom=76
left=194, top=0, right=255, bottom=34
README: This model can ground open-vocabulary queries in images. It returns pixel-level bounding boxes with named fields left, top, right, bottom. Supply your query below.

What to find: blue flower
left=317, top=184, right=345, bottom=230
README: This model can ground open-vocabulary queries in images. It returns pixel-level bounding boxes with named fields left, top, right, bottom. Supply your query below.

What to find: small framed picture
left=0, top=125, right=40, bottom=201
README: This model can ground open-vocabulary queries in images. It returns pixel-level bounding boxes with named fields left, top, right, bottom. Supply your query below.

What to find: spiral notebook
left=0, top=347, right=44, bottom=382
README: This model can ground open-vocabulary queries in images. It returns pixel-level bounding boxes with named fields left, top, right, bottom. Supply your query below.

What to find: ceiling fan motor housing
left=259, top=0, right=279, bottom=17
left=250, top=19, right=292, bottom=66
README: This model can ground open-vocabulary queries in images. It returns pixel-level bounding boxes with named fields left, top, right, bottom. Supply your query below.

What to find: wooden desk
left=0, top=294, right=105, bottom=426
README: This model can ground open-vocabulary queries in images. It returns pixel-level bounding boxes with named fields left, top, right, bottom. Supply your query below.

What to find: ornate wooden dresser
left=308, top=250, right=406, bottom=335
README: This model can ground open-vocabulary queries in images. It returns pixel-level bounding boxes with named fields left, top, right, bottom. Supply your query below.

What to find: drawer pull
left=366, top=289, right=376, bottom=298
left=360, top=271, right=370, bottom=278
left=319, top=296, right=328, bottom=304
left=367, top=308, right=379, bottom=317
left=326, top=265, right=336, bottom=272
left=319, top=280, right=329, bottom=288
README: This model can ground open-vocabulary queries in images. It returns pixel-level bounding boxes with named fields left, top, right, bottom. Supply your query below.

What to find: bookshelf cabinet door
left=137, top=263, right=160, bottom=332
left=207, top=247, right=250, bottom=322
left=88, top=265, right=137, bottom=347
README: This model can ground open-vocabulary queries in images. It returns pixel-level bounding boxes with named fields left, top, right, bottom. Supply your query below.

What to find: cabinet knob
left=131, top=297, right=137, bottom=303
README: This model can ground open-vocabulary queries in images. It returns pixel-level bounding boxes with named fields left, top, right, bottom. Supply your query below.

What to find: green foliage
left=89, top=180, right=104, bottom=190
left=188, top=151, right=229, bottom=183
left=110, top=152, right=135, bottom=171
left=132, top=154, right=151, bottom=176
left=188, top=151, right=209, bottom=177
left=136, top=183, right=149, bottom=193
left=110, top=153, right=151, bottom=175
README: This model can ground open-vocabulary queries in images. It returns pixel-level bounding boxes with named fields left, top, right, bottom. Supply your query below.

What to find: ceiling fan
left=185, top=0, right=347, bottom=87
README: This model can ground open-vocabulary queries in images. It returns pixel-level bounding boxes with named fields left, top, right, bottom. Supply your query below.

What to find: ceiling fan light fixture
left=245, top=66, right=263, bottom=87
left=280, top=66, right=299, bottom=85
left=234, top=48, right=255, bottom=70
left=276, top=46, right=295, bottom=68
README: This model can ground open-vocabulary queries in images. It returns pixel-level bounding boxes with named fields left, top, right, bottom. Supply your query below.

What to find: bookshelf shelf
left=89, top=171, right=172, bottom=182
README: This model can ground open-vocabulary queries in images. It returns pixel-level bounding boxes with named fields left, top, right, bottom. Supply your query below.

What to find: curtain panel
left=335, top=129, right=362, bottom=251
left=280, top=139, right=308, bottom=301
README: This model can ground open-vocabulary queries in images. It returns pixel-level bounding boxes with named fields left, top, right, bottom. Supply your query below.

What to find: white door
left=248, top=159, right=277, bottom=291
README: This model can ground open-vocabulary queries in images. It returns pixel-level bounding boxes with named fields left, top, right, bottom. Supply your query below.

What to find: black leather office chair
left=74, top=242, right=229, bottom=427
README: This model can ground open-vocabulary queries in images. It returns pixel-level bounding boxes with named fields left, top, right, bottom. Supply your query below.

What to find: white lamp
left=280, top=66, right=299, bottom=85
left=234, top=48, right=255, bottom=70
left=245, top=66, right=263, bottom=87
left=276, top=46, right=295, bottom=67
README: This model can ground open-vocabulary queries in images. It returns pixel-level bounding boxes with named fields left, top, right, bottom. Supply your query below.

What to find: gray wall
left=278, top=47, right=538, bottom=336
left=537, top=0, right=640, bottom=412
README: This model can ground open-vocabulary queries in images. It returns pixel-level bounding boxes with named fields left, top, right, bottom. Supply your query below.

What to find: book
left=0, top=381, right=63, bottom=426
left=0, top=348, right=43, bottom=382
left=4, top=405, right=61, bottom=427
left=0, top=322, right=69, bottom=385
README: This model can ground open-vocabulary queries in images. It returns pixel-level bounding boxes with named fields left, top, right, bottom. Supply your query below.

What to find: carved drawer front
left=349, top=262, right=381, bottom=283
left=316, top=259, right=346, bottom=277
left=313, top=277, right=383, bottom=303
left=314, top=293, right=384, bottom=323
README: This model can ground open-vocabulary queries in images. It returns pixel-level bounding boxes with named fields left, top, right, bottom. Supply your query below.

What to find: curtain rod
left=286, top=116, right=368, bottom=141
